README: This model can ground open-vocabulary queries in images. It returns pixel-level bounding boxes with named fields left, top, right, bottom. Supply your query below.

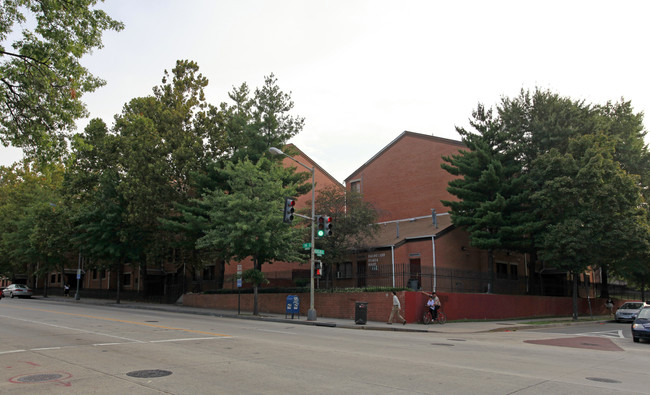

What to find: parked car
left=615, top=301, right=648, bottom=322
left=631, top=307, right=650, bottom=343
left=1, top=284, right=33, bottom=298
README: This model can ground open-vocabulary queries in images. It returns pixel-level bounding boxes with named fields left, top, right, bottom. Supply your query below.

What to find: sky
left=2, top=0, right=650, bottom=183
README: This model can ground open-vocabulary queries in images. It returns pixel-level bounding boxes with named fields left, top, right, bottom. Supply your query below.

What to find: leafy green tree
left=196, top=158, right=305, bottom=269
left=0, top=0, right=123, bottom=159
left=313, top=185, right=378, bottom=286
left=530, top=133, right=648, bottom=318
left=0, top=162, right=65, bottom=284
left=241, top=268, right=269, bottom=315
left=443, top=89, right=650, bottom=300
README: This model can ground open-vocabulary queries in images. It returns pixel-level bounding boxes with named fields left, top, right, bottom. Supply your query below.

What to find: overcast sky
left=2, top=0, right=649, bottom=183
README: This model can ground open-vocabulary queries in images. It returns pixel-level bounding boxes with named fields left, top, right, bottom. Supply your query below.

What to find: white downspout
left=432, top=236, right=436, bottom=292
left=391, top=245, right=395, bottom=287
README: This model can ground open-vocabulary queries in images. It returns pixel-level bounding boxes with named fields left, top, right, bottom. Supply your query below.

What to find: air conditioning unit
left=336, top=271, right=342, bottom=279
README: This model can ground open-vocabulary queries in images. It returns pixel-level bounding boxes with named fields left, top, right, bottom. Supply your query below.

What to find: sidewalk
left=32, top=295, right=612, bottom=334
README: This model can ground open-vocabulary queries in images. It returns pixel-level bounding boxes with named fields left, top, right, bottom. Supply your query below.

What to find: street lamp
left=269, top=147, right=317, bottom=321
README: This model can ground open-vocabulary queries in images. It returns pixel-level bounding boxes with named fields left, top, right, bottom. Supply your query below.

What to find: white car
left=615, top=301, right=648, bottom=322
left=1, top=284, right=33, bottom=298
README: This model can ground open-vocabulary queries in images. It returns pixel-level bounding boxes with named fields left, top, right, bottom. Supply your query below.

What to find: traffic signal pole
left=269, top=147, right=317, bottom=321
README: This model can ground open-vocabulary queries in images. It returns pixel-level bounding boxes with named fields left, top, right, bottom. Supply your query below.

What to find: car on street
left=615, top=301, right=648, bottom=322
left=1, top=284, right=33, bottom=298
left=631, top=307, right=650, bottom=343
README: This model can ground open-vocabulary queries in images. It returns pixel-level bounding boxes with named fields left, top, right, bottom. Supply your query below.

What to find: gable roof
left=360, top=213, right=454, bottom=250
left=345, top=131, right=465, bottom=183
left=283, top=143, right=343, bottom=188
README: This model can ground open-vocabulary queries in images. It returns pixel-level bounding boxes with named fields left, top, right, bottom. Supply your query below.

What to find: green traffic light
left=317, top=229, right=325, bottom=237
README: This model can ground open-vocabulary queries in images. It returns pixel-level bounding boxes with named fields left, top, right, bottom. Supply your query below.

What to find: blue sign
left=285, top=295, right=299, bottom=318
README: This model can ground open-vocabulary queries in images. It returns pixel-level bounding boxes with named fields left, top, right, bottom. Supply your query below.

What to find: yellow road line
left=5, top=305, right=231, bottom=338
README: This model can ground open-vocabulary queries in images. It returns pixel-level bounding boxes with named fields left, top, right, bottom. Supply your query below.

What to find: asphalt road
left=1, top=298, right=648, bottom=394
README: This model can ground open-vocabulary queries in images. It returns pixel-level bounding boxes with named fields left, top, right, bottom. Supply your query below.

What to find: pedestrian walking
left=387, top=291, right=406, bottom=325
left=64, top=284, right=70, bottom=297
left=605, top=297, right=614, bottom=317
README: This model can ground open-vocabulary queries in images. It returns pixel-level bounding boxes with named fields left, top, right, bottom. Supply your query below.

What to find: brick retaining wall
left=183, top=291, right=617, bottom=323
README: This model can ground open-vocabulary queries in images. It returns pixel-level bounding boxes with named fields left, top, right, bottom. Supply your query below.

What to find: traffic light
left=316, top=215, right=332, bottom=237
left=283, top=197, right=296, bottom=223
left=316, top=215, right=325, bottom=237
left=324, top=216, right=332, bottom=236
left=315, top=260, right=323, bottom=278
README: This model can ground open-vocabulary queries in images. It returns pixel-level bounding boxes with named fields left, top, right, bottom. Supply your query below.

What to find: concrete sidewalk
left=32, top=295, right=612, bottom=334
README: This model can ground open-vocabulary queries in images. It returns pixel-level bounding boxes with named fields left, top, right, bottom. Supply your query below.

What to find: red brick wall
left=184, top=291, right=614, bottom=323
left=346, top=133, right=465, bottom=222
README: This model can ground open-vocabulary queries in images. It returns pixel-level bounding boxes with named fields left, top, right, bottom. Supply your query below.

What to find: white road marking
left=150, top=337, right=224, bottom=343
left=0, top=350, right=27, bottom=355
left=256, top=328, right=297, bottom=335
left=31, top=347, right=62, bottom=351
left=0, top=314, right=145, bottom=343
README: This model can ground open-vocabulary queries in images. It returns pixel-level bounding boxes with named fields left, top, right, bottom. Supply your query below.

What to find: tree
left=313, top=185, right=379, bottom=286
left=0, top=161, right=65, bottom=284
left=531, top=133, right=647, bottom=319
left=443, top=89, right=650, bottom=302
left=241, top=268, right=269, bottom=315
left=442, top=105, right=522, bottom=293
left=196, top=158, right=307, bottom=308
left=0, top=0, right=123, bottom=159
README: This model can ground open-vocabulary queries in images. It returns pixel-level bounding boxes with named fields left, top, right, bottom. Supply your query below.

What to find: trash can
left=355, top=301, right=368, bottom=325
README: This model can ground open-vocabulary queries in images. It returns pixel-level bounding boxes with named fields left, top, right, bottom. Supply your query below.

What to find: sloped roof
left=283, top=143, right=343, bottom=188
left=345, top=131, right=465, bottom=182
left=360, top=213, right=454, bottom=249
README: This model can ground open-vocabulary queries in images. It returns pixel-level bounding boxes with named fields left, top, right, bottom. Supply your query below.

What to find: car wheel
left=10, top=292, right=14, bottom=298
left=633, top=337, right=640, bottom=343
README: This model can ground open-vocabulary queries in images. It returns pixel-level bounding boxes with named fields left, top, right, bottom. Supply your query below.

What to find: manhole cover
left=431, top=343, right=454, bottom=347
left=126, top=370, right=172, bottom=378
left=10, top=372, right=72, bottom=384
left=586, top=377, right=621, bottom=384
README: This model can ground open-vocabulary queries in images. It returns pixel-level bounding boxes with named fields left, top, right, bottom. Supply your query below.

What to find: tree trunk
left=487, top=249, right=494, bottom=293
left=572, top=273, right=578, bottom=321
left=253, top=257, right=259, bottom=315
left=116, top=257, right=122, bottom=304
left=600, top=265, right=609, bottom=298
left=527, top=251, right=537, bottom=294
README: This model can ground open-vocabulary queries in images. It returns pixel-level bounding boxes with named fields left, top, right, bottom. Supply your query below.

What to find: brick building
left=343, top=131, right=528, bottom=293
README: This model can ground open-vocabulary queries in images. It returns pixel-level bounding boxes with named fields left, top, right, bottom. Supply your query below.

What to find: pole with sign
left=237, top=264, right=242, bottom=314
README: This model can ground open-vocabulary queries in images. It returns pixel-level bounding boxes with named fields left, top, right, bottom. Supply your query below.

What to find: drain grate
left=586, top=377, right=621, bottom=384
left=127, top=369, right=172, bottom=378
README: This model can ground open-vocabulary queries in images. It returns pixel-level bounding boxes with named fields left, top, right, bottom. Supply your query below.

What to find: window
left=496, top=263, right=508, bottom=279
left=510, top=264, right=518, bottom=280
left=51, top=274, right=56, bottom=284
left=350, top=180, right=361, bottom=193
left=57, top=273, right=61, bottom=283
left=337, top=262, right=353, bottom=278
left=92, top=269, right=98, bottom=280
left=123, top=273, right=131, bottom=286
left=203, top=266, right=215, bottom=281
left=101, top=270, right=106, bottom=279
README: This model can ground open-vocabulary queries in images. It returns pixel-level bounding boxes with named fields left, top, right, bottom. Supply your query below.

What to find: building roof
left=345, top=131, right=465, bottom=183
left=283, top=143, right=343, bottom=188
left=360, top=213, right=454, bottom=249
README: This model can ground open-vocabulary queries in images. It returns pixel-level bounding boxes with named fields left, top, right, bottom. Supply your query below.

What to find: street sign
left=303, top=243, right=311, bottom=250
left=314, top=249, right=324, bottom=256
left=237, top=264, right=242, bottom=288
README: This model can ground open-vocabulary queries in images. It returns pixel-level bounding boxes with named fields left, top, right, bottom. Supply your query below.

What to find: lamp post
left=269, top=147, right=317, bottom=321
